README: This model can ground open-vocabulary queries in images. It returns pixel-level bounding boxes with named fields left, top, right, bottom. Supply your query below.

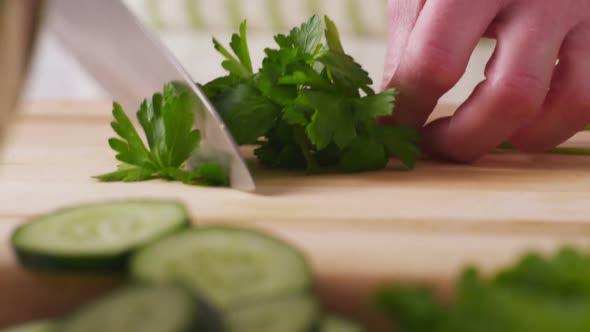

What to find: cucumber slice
left=319, top=316, right=365, bottom=332
left=57, top=285, right=222, bottom=332
left=0, top=321, right=55, bottom=332
left=12, top=200, right=189, bottom=272
left=227, top=293, right=319, bottom=332
left=131, top=227, right=311, bottom=309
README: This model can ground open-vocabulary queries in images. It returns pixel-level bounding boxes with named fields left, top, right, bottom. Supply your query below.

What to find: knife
left=48, top=0, right=255, bottom=191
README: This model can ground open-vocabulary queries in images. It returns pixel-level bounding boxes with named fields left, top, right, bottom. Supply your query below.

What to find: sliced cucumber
left=12, top=200, right=189, bottom=272
left=227, top=293, right=319, bottom=332
left=318, top=315, right=365, bottom=332
left=131, top=226, right=311, bottom=310
left=0, top=321, right=55, bottom=332
left=57, top=285, right=222, bottom=332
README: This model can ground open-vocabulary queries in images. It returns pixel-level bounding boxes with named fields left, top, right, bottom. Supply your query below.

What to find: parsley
left=95, top=83, right=229, bottom=187
left=375, top=247, right=590, bottom=332
left=204, top=16, right=420, bottom=173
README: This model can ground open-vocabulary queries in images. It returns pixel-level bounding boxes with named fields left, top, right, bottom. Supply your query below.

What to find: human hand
left=381, top=0, right=590, bottom=162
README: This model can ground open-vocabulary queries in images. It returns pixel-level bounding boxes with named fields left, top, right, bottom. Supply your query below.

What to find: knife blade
left=48, top=0, right=255, bottom=191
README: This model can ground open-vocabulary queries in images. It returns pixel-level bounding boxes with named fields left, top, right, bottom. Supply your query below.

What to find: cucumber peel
left=12, top=200, right=189, bottom=272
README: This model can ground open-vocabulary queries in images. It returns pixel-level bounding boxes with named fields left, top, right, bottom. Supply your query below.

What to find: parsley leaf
left=201, top=75, right=243, bottom=100
left=378, top=126, right=421, bottom=169
left=229, top=20, right=253, bottom=74
left=277, top=67, right=335, bottom=92
left=297, top=90, right=356, bottom=150
left=208, top=83, right=280, bottom=145
left=212, top=20, right=254, bottom=79
left=289, top=15, right=323, bottom=56
left=108, top=102, right=155, bottom=170
left=255, top=48, right=301, bottom=105
left=282, top=103, right=311, bottom=127
left=205, top=15, right=421, bottom=174
left=161, top=86, right=202, bottom=167
left=338, top=137, right=388, bottom=172
left=375, top=286, right=443, bottom=332
left=353, top=89, right=398, bottom=119
left=317, top=50, right=374, bottom=95
left=94, top=163, right=155, bottom=183
left=96, top=83, right=229, bottom=186
left=157, top=163, right=229, bottom=187
left=324, top=15, right=344, bottom=53
left=188, top=162, right=230, bottom=186
left=213, top=38, right=252, bottom=79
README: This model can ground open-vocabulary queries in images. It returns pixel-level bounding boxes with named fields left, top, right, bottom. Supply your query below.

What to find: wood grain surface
left=1, top=101, right=590, bottom=328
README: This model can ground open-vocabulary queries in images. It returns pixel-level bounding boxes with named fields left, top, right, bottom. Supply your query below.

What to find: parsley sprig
left=95, top=83, right=229, bottom=186
left=204, top=16, right=421, bottom=173
left=375, top=247, right=590, bottom=332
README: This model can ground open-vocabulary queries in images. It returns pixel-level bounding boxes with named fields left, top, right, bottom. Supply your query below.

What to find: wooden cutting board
left=2, top=100, right=590, bottom=328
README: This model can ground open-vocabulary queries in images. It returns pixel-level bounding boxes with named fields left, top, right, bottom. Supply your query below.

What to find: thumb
left=382, top=0, right=425, bottom=91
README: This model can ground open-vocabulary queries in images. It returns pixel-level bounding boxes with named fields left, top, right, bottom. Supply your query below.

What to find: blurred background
left=22, top=0, right=495, bottom=105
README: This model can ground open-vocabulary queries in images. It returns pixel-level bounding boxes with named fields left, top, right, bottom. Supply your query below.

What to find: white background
left=21, top=1, right=495, bottom=106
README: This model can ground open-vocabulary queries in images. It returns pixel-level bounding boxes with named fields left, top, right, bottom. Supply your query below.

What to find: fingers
left=382, top=0, right=501, bottom=128
left=509, top=24, right=590, bottom=152
left=381, top=0, right=425, bottom=90
left=423, top=7, right=568, bottom=162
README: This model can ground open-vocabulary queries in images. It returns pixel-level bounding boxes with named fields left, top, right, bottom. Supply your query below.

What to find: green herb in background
left=498, top=142, right=590, bottom=157
left=95, top=83, right=229, bottom=187
left=204, top=15, right=421, bottom=174
left=497, top=126, right=590, bottom=156
left=375, top=247, right=590, bottom=332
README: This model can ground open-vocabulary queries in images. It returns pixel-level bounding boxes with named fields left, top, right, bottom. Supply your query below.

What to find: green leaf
left=213, top=38, right=252, bottom=78
left=213, top=21, right=254, bottom=78
left=137, top=94, right=165, bottom=156
left=289, top=15, right=323, bottom=55
left=161, top=91, right=201, bottom=167
left=158, top=167, right=192, bottom=182
left=353, top=88, right=397, bottom=119
left=324, top=15, right=344, bottom=53
left=202, top=75, right=242, bottom=100
left=229, top=20, right=253, bottom=74
left=256, top=51, right=298, bottom=97
left=282, top=104, right=310, bottom=127
left=188, top=163, right=230, bottom=186
left=297, top=90, right=356, bottom=150
left=255, top=48, right=301, bottom=105
left=260, top=48, right=301, bottom=79
left=374, top=286, right=444, bottom=332
left=212, top=83, right=280, bottom=145
left=317, top=50, right=374, bottom=95
left=253, top=120, right=308, bottom=170
left=254, top=141, right=307, bottom=170
left=109, top=102, right=155, bottom=170
left=378, top=126, right=421, bottom=169
left=157, top=164, right=228, bottom=187
left=277, top=66, right=336, bottom=92
left=338, top=137, right=388, bottom=173
left=277, top=71, right=309, bottom=86
left=94, top=163, right=155, bottom=182
left=274, top=33, right=294, bottom=49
